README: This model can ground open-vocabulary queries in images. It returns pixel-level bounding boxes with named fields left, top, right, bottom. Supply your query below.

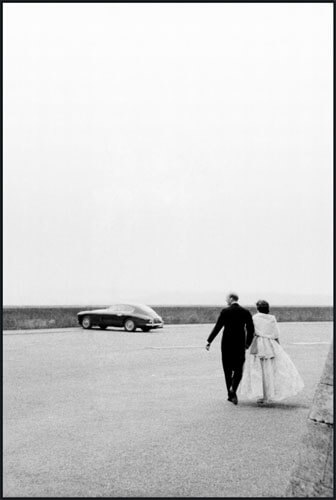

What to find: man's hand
left=205, top=342, right=211, bottom=351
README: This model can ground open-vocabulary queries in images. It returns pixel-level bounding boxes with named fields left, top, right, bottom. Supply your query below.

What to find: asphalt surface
left=3, top=322, right=332, bottom=497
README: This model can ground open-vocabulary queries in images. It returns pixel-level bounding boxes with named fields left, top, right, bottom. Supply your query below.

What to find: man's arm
left=245, top=311, right=255, bottom=348
left=206, top=310, right=225, bottom=349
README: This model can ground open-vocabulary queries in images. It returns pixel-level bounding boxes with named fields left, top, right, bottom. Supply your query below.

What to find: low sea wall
left=2, top=306, right=333, bottom=330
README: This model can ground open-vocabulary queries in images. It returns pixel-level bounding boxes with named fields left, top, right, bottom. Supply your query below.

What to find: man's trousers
left=221, top=350, right=245, bottom=395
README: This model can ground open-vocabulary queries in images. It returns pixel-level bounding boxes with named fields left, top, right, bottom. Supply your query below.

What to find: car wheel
left=82, top=316, right=92, bottom=329
left=141, top=327, right=150, bottom=332
left=99, top=325, right=107, bottom=330
left=124, top=319, right=136, bottom=332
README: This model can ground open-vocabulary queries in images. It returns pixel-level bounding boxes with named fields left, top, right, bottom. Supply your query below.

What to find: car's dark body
left=77, top=303, right=164, bottom=332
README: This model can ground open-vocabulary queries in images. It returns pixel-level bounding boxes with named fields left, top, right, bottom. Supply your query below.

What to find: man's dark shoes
left=231, top=393, right=238, bottom=405
left=228, top=389, right=238, bottom=405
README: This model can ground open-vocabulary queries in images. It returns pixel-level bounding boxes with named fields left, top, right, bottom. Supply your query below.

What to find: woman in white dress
left=238, top=300, right=304, bottom=404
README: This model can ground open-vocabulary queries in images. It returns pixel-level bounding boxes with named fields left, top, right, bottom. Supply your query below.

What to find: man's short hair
left=228, top=293, right=239, bottom=302
left=256, top=300, right=270, bottom=313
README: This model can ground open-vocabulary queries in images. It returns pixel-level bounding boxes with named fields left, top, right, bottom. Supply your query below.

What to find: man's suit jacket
left=207, top=303, right=254, bottom=357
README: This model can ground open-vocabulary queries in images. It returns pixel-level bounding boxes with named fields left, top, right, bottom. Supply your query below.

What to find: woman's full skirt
left=238, top=339, right=304, bottom=401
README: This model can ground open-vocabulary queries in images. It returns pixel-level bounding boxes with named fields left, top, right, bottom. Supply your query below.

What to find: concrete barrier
left=286, top=342, right=333, bottom=497
left=2, top=306, right=333, bottom=330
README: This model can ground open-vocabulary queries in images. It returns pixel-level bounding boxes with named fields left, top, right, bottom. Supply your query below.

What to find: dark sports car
left=77, top=303, right=164, bottom=332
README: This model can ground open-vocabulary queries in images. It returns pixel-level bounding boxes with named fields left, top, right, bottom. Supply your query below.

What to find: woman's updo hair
left=256, top=300, right=270, bottom=314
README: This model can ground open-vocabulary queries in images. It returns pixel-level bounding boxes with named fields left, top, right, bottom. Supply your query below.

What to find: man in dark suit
left=206, top=292, right=254, bottom=405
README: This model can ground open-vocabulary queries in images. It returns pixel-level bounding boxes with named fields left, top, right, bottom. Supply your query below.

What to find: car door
left=107, top=305, right=125, bottom=328
left=101, top=306, right=121, bottom=328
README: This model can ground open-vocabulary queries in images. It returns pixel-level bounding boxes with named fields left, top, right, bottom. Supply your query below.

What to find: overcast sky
left=3, top=3, right=333, bottom=306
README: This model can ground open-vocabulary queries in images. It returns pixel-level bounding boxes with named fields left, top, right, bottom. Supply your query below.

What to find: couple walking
left=206, top=293, right=304, bottom=405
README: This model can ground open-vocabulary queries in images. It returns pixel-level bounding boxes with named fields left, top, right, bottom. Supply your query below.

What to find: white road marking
left=146, top=345, right=204, bottom=349
left=149, top=342, right=331, bottom=349
left=151, top=374, right=223, bottom=379
left=291, top=342, right=330, bottom=345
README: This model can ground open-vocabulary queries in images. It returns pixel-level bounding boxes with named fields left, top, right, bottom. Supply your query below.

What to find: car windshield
left=107, top=304, right=157, bottom=316
left=119, top=305, right=135, bottom=313
left=135, top=305, right=158, bottom=316
left=108, top=304, right=135, bottom=313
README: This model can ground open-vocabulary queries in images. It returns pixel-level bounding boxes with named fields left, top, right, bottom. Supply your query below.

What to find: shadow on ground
left=238, top=401, right=310, bottom=410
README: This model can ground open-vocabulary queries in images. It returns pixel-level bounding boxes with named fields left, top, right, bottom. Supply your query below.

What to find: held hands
left=205, top=342, right=211, bottom=351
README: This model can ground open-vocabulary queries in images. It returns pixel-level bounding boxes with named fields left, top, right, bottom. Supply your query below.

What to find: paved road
left=3, top=322, right=332, bottom=497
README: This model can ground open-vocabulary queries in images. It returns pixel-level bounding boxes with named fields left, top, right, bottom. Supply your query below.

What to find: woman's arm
left=274, top=318, right=280, bottom=343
